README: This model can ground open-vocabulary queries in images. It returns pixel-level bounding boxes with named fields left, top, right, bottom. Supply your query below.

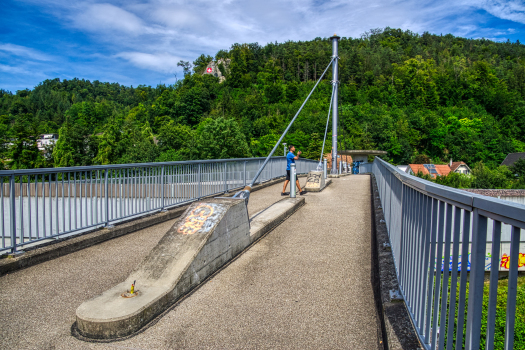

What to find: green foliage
left=434, top=171, right=473, bottom=188
left=447, top=276, right=525, bottom=349
left=3, top=28, right=525, bottom=169
left=470, top=162, right=514, bottom=189
left=197, top=117, right=250, bottom=159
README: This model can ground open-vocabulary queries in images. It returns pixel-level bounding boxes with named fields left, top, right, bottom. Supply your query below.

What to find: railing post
left=9, top=174, right=16, bottom=254
left=198, top=163, right=201, bottom=199
left=243, top=161, right=247, bottom=187
left=323, top=158, right=327, bottom=179
left=104, top=170, right=110, bottom=226
left=465, top=209, right=488, bottom=350
left=161, top=165, right=165, bottom=210
left=290, top=163, right=296, bottom=198
left=224, top=162, right=227, bottom=193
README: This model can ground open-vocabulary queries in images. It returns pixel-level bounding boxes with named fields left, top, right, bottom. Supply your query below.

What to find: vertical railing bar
left=104, top=169, right=109, bottom=226
left=61, top=173, right=65, bottom=233
left=2, top=177, right=6, bottom=248
left=9, top=175, right=16, bottom=253
left=431, top=200, right=445, bottom=350
left=19, top=177, right=24, bottom=244
left=424, top=198, right=438, bottom=344
left=198, top=163, right=201, bottom=199
left=74, top=172, right=77, bottom=230
left=438, top=203, right=453, bottom=350
left=404, top=187, right=416, bottom=304
left=465, top=209, right=488, bottom=350
left=48, top=174, right=52, bottom=236
left=446, top=206, right=462, bottom=350
left=414, top=191, right=424, bottom=329
left=408, top=188, right=419, bottom=309
left=68, top=172, right=71, bottom=232
left=161, top=165, right=165, bottom=210
left=418, top=194, right=431, bottom=334
left=27, top=175, right=32, bottom=240
left=42, top=174, right=46, bottom=238
left=55, top=173, right=59, bottom=234
left=485, top=220, right=502, bottom=350
left=504, top=226, right=521, bottom=350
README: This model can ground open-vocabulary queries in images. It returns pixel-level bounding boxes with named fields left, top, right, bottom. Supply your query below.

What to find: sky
left=1, top=0, right=525, bottom=92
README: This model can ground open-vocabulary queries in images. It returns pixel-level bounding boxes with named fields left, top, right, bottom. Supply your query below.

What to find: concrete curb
left=370, top=174, right=422, bottom=350
left=249, top=197, right=305, bottom=242
left=0, top=176, right=294, bottom=276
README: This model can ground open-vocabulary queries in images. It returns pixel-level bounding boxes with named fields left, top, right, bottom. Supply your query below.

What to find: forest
left=1, top=28, right=525, bottom=187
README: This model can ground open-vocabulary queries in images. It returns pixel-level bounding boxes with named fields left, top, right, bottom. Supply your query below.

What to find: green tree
left=8, top=114, right=43, bottom=169
left=197, top=117, right=250, bottom=159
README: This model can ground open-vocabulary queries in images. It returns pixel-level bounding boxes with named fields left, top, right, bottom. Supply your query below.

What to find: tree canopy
left=1, top=27, right=525, bottom=188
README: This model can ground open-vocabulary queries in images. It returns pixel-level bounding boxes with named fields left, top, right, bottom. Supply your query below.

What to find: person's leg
left=296, top=179, right=302, bottom=193
left=282, top=180, right=289, bottom=193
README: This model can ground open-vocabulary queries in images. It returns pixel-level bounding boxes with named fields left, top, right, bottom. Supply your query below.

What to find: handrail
left=0, top=157, right=318, bottom=254
left=373, top=157, right=525, bottom=350
left=0, top=156, right=290, bottom=176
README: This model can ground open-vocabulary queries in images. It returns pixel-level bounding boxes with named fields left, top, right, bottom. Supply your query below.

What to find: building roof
left=450, top=161, right=470, bottom=172
left=408, top=164, right=451, bottom=178
left=501, top=153, right=525, bottom=167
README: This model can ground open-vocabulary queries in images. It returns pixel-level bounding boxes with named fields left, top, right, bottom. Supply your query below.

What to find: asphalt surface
left=0, top=176, right=379, bottom=349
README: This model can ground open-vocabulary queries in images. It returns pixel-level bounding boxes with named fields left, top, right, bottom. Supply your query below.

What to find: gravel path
left=0, top=176, right=379, bottom=349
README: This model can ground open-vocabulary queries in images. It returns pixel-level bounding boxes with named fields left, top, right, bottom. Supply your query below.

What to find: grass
left=440, top=274, right=525, bottom=349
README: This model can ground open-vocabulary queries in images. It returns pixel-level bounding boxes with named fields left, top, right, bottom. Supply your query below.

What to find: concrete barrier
left=75, top=196, right=305, bottom=339
left=304, top=171, right=331, bottom=192
left=76, top=198, right=249, bottom=339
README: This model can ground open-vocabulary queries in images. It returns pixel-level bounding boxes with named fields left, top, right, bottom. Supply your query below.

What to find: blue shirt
left=286, top=151, right=295, bottom=170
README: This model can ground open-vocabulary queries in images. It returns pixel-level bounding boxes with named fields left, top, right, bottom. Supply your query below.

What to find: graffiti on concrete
left=178, top=204, right=214, bottom=235
left=500, top=252, right=525, bottom=269
left=306, top=173, right=321, bottom=185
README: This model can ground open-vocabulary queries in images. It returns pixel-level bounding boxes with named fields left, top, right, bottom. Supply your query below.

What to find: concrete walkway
left=0, top=176, right=380, bottom=349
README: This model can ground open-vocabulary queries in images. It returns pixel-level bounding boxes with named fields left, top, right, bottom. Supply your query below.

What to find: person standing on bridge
left=282, top=145, right=306, bottom=196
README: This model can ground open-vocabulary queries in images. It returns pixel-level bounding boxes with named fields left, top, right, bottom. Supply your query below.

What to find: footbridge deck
left=0, top=176, right=381, bottom=349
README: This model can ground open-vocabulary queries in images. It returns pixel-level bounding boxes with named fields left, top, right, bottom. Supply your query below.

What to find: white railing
left=0, top=157, right=318, bottom=254
left=373, top=157, right=525, bottom=350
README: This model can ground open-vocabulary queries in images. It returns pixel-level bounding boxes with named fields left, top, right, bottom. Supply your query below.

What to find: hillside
left=1, top=27, right=525, bottom=172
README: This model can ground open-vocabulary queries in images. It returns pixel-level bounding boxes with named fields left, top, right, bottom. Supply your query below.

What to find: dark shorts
left=286, top=170, right=291, bottom=181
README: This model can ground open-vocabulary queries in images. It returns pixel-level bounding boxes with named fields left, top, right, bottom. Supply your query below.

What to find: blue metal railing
left=0, top=157, right=318, bottom=254
left=373, top=157, right=525, bottom=350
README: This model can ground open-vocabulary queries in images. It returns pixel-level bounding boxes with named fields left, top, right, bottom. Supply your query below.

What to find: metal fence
left=0, top=157, right=317, bottom=254
left=373, top=157, right=525, bottom=350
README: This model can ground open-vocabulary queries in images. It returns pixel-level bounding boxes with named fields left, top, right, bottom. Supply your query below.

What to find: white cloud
left=8, top=0, right=525, bottom=87
left=469, top=0, right=525, bottom=24
left=0, top=44, right=53, bottom=61
left=73, top=3, right=145, bottom=34
left=115, top=51, right=182, bottom=73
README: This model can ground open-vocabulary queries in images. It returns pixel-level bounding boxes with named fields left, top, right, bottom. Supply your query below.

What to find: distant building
left=501, top=152, right=525, bottom=167
left=37, top=134, right=58, bottom=151
left=449, top=161, right=471, bottom=175
left=406, top=164, right=451, bottom=178
left=407, top=160, right=471, bottom=178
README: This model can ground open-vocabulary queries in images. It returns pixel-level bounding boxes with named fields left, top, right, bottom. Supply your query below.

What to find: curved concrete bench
left=76, top=198, right=249, bottom=339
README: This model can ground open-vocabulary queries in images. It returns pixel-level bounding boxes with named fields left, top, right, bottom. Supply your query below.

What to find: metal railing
left=373, top=157, right=525, bottom=350
left=1, top=157, right=317, bottom=254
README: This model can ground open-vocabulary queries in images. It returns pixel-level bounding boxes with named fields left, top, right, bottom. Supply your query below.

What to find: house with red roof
left=406, top=164, right=452, bottom=178
left=449, top=161, right=471, bottom=175
left=406, top=160, right=471, bottom=178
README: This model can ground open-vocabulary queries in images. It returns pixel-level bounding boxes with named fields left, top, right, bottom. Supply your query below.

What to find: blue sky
left=1, top=0, right=525, bottom=92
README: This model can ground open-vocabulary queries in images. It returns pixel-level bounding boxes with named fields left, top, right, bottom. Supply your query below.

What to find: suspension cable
left=244, top=57, right=335, bottom=190
left=318, top=83, right=336, bottom=169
